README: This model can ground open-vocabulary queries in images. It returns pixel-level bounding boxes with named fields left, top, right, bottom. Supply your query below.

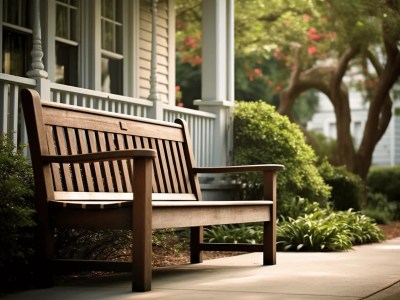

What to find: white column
left=147, top=0, right=163, bottom=120
left=195, top=0, right=235, bottom=166
left=27, top=0, right=51, bottom=100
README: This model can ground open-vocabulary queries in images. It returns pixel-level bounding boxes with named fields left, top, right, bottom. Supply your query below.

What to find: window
left=55, top=0, right=78, bottom=86
left=101, top=0, right=123, bottom=94
left=2, top=0, right=32, bottom=77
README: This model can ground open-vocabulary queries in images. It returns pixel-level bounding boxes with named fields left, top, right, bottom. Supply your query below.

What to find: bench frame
left=21, top=88, right=284, bottom=292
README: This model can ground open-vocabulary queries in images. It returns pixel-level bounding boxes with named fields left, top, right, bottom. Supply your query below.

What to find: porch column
left=27, top=0, right=51, bottom=100
left=195, top=0, right=234, bottom=166
left=147, top=0, right=163, bottom=120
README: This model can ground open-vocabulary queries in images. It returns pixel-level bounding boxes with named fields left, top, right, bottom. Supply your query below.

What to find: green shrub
left=0, top=135, right=36, bottom=291
left=277, top=208, right=384, bottom=251
left=318, top=160, right=365, bottom=211
left=362, top=192, right=394, bottom=224
left=233, top=101, right=331, bottom=218
left=367, top=167, right=400, bottom=202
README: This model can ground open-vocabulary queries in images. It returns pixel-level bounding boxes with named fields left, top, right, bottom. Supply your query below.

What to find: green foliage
left=0, top=135, right=36, bottom=291
left=233, top=101, right=331, bottom=217
left=367, top=167, right=400, bottom=202
left=204, top=203, right=384, bottom=252
left=204, top=224, right=263, bottom=244
left=318, top=160, right=365, bottom=211
left=362, top=192, right=394, bottom=224
left=277, top=207, right=385, bottom=252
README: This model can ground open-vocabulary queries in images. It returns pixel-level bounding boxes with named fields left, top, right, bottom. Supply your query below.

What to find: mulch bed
left=378, top=221, right=400, bottom=240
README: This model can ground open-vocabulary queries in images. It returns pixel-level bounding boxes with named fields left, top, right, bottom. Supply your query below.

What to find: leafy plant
left=204, top=224, right=263, bottom=244
left=0, top=134, right=36, bottom=291
left=233, top=101, right=331, bottom=218
left=277, top=208, right=384, bottom=252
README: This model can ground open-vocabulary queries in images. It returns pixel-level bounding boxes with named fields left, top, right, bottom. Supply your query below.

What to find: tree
left=234, top=0, right=400, bottom=180
left=176, top=0, right=400, bottom=180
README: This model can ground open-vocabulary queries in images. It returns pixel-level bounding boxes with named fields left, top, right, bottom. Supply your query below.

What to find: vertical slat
left=125, top=136, right=135, bottom=192
left=116, top=134, right=131, bottom=192
left=148, top=138, right=164, bottom=193
left=0, top=83, right=9, bottom=134
left=177, top=142, right=192, bottom=193
left=10, top=85, right=19, bottom=145
left=164, top=140, right=179, bottom=193
left=171, top=141, right=186, bottom=193
left=142, top=137, right=158, bottom=192
left=77, top=129, right=95, bottom=192
left=157, top=139, right=172, bottom=193
left=55, top=126, right=74, bottom=191
left=87, top=130, right=105, bottom=192
left=45, top=126, right=63, bottom=191
left=107, top=132, right=123, bottom=192
left=98, top=132, right=114, bottom=192
left=66, top=128, right=84, bottom=191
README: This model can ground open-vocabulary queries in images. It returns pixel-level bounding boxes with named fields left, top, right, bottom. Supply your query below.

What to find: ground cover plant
left=204, top=202, right=385, bottom=252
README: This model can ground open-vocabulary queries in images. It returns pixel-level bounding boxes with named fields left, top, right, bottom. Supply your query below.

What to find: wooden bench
left=21, top=88, right=284, bottom=292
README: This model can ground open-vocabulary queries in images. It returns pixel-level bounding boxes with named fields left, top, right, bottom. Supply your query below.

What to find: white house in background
left=0, top=0, right=235, bottom=198
left=307, top=89, right=400, bottom=166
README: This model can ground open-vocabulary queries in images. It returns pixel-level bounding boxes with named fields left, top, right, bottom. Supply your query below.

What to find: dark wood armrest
left=193, top=164, right=284, bottom=174
left=42, top=149, right=157, bottom=164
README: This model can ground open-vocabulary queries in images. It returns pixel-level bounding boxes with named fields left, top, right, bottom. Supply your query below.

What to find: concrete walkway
left=3, top=237, right=400, bottom=300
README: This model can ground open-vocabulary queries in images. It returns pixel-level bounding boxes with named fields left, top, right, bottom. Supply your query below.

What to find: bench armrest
left=192, top=164, right=284, bottom=174
left=42, top=149, right=157, bottom=164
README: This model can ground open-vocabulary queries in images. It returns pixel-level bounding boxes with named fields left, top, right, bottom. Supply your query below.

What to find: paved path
left=3, top=237, right=400, bottom=299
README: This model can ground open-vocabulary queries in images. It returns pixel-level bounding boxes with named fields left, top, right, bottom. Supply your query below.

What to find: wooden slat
left=53, top=192, right=198, bottom=201
left=98, top=132, right=114, bottom=192
left=107, top=132, right=123, bottom=192
left=55, top=126, right=74, bottom=191
left=116, top=134, right=131, bottom=192
left=87, top=130, right=105, bottom=192
left=77, top=129, right=95, bottom=191
left=125, top=135, right=135, bottom=192
left=42, top=105, right=184, bottom=141
left=142, top=137, right=158, bottom=192
left=149, top=138, right=164, bottom=193
left=171, top=141, right=185, bottom=193
left=177, top=142, right=192, bottom=194
left=46, top=126, right=63, bottom=191
left=164, top=140, right=179, bottom=193
left=157, top=139, right=172, bottom=193
left=66, top=128, right=85, bottom=191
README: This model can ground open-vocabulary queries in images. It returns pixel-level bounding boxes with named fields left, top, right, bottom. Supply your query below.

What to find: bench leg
left=34, top=224, right=55, bottom=288
left=263, top=171, right=277, bottom=265
left=263, top=220, right=276, bottom=265
left=190, top=226, right=203, bottom=263
left=132, top=157, right=153, bottom=292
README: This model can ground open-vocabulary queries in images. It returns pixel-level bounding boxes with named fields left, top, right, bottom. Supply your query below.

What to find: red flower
left=308, top=46, right=318, bottom=55
left=307, top=28, right=322, bottom=41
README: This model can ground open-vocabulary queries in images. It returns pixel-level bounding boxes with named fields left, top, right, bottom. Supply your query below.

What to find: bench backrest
left=21, top=89, right=202, bottom=204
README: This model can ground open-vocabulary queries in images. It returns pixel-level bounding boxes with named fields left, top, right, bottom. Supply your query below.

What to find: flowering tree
left=176, top=0, right=400, bottom=180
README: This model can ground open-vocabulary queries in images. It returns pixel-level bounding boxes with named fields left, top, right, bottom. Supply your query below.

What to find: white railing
left=163, top=104, right=216, bottom=167
left=0, top=75, right=216, bottom=166
left=50, top=83, right=152, bottom=118
left=0, top=73, right=36, bottom=146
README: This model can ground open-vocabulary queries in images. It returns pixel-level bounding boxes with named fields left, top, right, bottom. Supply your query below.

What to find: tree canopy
left=175, top=0, right=400, bottom=180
